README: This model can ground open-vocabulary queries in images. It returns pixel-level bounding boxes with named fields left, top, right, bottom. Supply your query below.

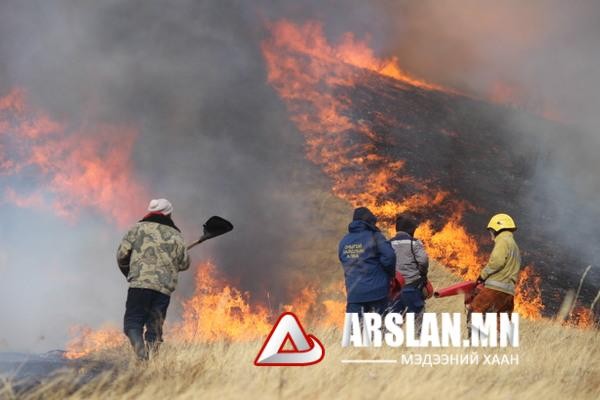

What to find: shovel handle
left=186, top=237, right=207, bottom=250
left=185, top=216, right=233, bottom=251
left=186, top=233, right=218, bottom=250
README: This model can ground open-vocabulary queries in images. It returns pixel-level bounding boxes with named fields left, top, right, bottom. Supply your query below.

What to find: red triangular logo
left=254, top=312, right=325, bottom=366
left=278, top=333, right=299, bottom=353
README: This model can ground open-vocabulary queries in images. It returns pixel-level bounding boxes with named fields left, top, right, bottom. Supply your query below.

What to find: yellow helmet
left=487, top=213, right=517, bottom=232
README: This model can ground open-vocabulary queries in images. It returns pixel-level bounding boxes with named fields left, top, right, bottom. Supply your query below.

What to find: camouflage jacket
left=116, top=217, right=190, bottom=296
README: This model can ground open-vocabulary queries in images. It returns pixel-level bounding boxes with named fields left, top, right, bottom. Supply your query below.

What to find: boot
left=146, top=341, right=162, bottom=360
left=125, top=328, right=148, bottom=361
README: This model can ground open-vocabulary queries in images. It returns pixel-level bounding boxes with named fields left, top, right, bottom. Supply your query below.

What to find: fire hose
left=391, top=279, right=483, bottom=304
left=434, top=281, right=484, bottom=305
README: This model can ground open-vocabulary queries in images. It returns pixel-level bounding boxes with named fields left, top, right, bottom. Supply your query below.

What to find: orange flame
left=282, top=280, right=346, bottom=328
left=262, top=21, right=483, bottom=271
left=514, top=266, right=544, bottom=319
left=66, top=262, right=346, bottom=358
left=262, top=20, right=548, bottom=319
left=567, top=306, right=595, bottom=329
left=174, top=262, right=272, bottom=342
left=264, top=20, right=448, bottom=93
left=65, top=325, right=125, bottom=359
left=174, top=262, right=346, bottom=342
left=416, top=211, right=486, bottom=280
left=62, top=20, right=595, bottom=358
left=0, top=88, right=147, bottom=227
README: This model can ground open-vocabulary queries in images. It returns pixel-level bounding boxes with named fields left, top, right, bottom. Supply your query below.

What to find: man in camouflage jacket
left=117, top=198, right=190, bottom=360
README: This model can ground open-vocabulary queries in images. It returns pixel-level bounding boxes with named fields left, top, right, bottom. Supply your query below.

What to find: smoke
left=372, top=0, right=600, bottom=188
left=0, top=0, right=316, bottom=351
left=375, top=1, right=600, bottom=122
left=1, top=0, right=599, bottom=350
left=0, top=0, right=387, bottom=352
left=370, top=1, right=600, bottom=282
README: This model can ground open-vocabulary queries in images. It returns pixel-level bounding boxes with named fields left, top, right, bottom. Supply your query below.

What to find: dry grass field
left=2, top=189, right=598, bottom=399
left=2, top=261, right=598, bottom=400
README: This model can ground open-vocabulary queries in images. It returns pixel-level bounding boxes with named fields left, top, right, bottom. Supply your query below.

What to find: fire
left=319, top=280, right=348, bottom=327
left=282, top=286, right=319, bottom=323
left=63, top=19, right=587, bottom=360
left=262, top=20, right=548, bottom=319
left=65, top=325, right=125, bottom=359
left=174, top=262, right=272, bottom=341
left=264, top=20, right=448, bottom=93
left=174, top=262, right=346, bottom=342
left=66, top=262, right=346, bottom=358
left=262, top=21, right=484, bottom=272
left=0, top=88, right=146, bottom=227
left=567, top=306, right=595, bottom=329
left=416, top=211, right=486, bottom=280
left=514, top=266, right=544, bottom=320
left=59, top=20, right=595, bottom=359
left=282, top=280, right=346, bottom=328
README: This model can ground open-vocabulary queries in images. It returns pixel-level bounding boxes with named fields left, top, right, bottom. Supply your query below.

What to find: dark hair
left=352, top=207, right=377, bottom=226
left=395, top=214, right=418, bottom=236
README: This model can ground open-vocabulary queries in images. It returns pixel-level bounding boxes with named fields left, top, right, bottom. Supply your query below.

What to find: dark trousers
left=389, top=286, right=425, bottom=314
left=390, top=286, right=425, bottom=334
left=124, top=288, right=170, bottom=359
left=346, top=297, right=388, bottom=314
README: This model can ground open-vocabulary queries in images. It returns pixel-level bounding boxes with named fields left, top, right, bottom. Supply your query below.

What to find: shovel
left=187, top=216, right=234, bottom=250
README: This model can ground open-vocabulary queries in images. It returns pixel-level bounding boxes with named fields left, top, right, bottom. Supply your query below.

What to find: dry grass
left=2, top=187, right=598, bottom=399
left=2, top=261, right=598, bottom=400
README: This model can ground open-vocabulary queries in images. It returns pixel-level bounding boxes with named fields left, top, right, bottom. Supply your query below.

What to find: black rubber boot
left=125, top=328, right=148, bottom=361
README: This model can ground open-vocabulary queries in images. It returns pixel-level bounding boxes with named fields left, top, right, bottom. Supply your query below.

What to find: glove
left=476, top=276, right=485, bottom=285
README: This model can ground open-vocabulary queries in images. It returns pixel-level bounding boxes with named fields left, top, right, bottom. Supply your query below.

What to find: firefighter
left=116, top=198, right=190, bottom=360
left=470, top=213, right=521, bottom=314
left=389, top=214, right=430, bottom=319
left=338, top=207, right=396, bottom=315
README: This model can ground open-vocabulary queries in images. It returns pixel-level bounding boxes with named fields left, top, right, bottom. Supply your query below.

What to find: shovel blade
left=186, top=216, right=233, bottom=250
left=203, top=216, right=234, bottom=237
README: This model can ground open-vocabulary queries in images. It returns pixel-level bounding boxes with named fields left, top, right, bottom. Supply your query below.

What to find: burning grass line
left=7, top=285, right=600, bottom=399
left=569, top=265, right=593, bottom=317
left=591, top=289, right=600, bottom=313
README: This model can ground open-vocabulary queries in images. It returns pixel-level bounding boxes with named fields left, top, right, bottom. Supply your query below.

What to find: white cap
left=147, top=198, right=173, bottom=215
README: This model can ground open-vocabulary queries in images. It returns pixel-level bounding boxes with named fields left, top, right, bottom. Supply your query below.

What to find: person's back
left=390, top=232, right=428, bottom=287
left=480, top=230, right=520, bottom=295
left=470, top=213, right=521, bottom=318
left=338, top=207, right=395, bottom=314
left=119, top=216, right=189, bottom=295
left=116, top=198, right=190, bottom=360
left=389, top=214, right=429, bottom=315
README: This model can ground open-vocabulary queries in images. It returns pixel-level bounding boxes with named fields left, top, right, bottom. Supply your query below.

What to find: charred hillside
left=262, top=20, right=599, bottom=320
left=334, top=71, right=600, bottom=312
